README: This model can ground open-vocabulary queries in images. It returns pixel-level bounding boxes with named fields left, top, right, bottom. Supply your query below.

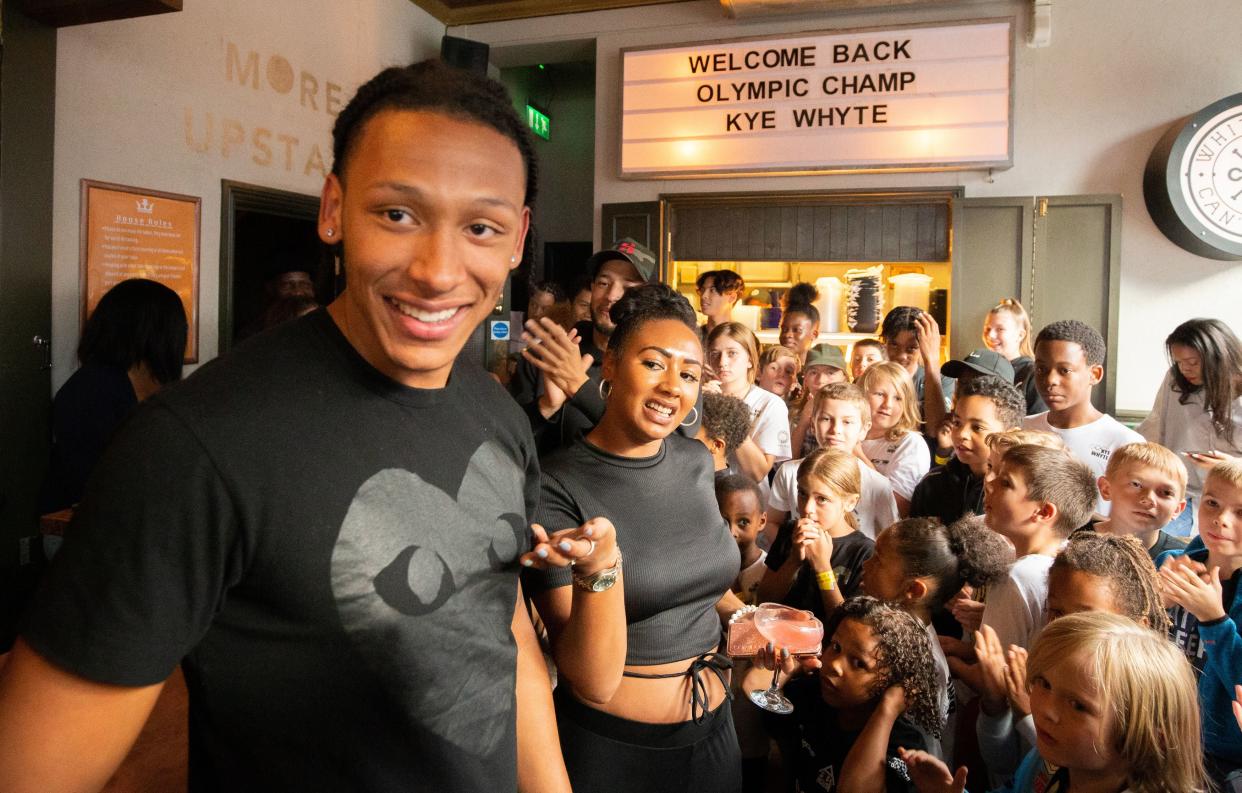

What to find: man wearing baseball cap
left=510, top=239, right=663, bottom=453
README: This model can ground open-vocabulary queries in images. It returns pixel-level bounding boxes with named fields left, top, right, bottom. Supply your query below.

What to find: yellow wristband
left=816, top=570, right=837, bottom=591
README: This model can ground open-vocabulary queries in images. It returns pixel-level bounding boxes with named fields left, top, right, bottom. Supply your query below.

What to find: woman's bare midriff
left=569, top=655, right=730, bottom=724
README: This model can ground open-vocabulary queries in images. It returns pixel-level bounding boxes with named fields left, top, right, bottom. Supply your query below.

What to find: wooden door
left=0, top=5, right=56, bottom=544
left=951, top=197, right=1033, bottom=361
left=951, top=194, right=1122, bottom=412
left=1031, top=195, right=1122, bottom=413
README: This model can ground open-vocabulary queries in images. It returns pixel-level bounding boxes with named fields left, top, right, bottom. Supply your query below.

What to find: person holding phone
left=1139, top=318, right=1242, bottom=533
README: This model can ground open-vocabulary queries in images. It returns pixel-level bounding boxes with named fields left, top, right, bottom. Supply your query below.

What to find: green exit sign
left=526, top=104, right=550, bottom=140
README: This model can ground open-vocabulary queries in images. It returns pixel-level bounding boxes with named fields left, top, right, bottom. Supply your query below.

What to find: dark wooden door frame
left=218, top=180, right=321, bottom=355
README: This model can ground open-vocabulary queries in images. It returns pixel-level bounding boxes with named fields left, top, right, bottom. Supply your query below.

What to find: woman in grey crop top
left=521, top=284, right=744, bottom=793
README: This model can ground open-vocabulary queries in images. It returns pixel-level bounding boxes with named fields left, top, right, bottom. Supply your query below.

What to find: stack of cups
left=814, top=277, right=844, bottom=333
left=845, top=266, right=884, bottom=333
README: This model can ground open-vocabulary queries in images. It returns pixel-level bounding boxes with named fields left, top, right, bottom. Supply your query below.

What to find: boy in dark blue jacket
left=1158, top=457, right=1242, bottom=789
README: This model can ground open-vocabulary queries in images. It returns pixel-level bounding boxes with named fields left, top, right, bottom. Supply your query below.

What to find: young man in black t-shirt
left=0, top=62, right=572, bottom=793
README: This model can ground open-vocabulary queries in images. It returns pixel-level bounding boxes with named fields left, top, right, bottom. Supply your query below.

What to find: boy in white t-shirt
left=975, top=443, right=1098, bottom=672
left=956, top=443, right=1101, bottom=786
left=766, top=382, right=899, bottom=541
left=1022, top=319, right=1142, bottom=515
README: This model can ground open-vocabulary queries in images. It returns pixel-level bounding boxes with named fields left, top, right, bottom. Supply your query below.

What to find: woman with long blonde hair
left=983, top=298, right=1044, bottom=414
left=705, top=322, right=792, bottom=481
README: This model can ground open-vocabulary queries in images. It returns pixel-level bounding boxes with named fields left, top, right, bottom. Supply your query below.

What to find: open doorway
left=219, top=180, right=337, bottom=353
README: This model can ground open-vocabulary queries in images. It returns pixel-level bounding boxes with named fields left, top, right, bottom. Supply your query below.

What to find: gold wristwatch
left=571, top=551, right=623, bottom=592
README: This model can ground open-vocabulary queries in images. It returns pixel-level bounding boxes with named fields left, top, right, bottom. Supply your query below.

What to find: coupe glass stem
left=768, top=664, right=781, bottom=695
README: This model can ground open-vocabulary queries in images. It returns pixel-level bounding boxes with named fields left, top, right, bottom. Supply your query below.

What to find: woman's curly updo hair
left=783, top=282, right=820, bottom=326
left=824, top=596, right=943, bottom=738
left=607, top=283, right=698, bottom=358
left=331, top=59, right=538, bottom=208
left=883, top=515, right=1014, bottom=612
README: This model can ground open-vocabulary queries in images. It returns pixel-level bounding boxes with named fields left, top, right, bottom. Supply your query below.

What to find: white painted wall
left=453, top=0, right=1242, bottom=413
left=51, top=0, right=444, bottom=389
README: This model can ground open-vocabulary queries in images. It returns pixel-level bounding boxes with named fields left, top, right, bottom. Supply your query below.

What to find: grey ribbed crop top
left=522, top=433, right=739, bottom=665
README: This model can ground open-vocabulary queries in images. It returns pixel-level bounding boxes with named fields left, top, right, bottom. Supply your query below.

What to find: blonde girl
left=857, top=361, right=930, bottom=516
left=983, top=298, right=1044, bottom=414
left=706, top=322, right=791, bottom=481
left=756, top=447, right=872, bottom=621
left=903, top=611, right=1208, bottom=793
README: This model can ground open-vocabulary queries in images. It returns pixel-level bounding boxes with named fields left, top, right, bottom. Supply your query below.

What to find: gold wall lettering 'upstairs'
left=181, top=40, right=355, bottom=181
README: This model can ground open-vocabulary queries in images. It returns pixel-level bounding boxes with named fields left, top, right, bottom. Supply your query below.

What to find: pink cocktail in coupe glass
left=748, top=602, right=824, bottom=714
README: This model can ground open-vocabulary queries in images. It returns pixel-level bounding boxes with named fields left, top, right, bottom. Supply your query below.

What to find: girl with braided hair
left=753, top=596, right=943, bottom=793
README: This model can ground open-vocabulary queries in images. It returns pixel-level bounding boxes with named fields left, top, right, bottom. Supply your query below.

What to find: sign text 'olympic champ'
left=620, top=21, right=1012, bottom=177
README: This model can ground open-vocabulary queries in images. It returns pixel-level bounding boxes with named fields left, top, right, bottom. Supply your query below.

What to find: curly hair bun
left=786, top=281, right=819, bottom=310
left=946, top=514, right=1015, bottom=589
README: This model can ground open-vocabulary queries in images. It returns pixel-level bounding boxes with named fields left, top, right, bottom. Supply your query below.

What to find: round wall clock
left=1144, top=93, right=1242, bottom=261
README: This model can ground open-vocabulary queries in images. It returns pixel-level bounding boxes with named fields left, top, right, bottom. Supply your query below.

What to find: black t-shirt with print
left=22, top=310, right=539, bottom=792
left=766, top=675, right=926, bottom=793
left=765, top=523, right=874, bottom=621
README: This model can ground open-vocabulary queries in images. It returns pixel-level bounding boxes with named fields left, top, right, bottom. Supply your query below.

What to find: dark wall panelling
left=671, top=199, right=950, bottom=262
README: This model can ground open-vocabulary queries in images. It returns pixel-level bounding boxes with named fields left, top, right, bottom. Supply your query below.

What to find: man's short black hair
left=608, top=283, right=698, bottom=357
left=695, top=269, right=745, bottom=295
left=528, top=280, right=564, bottom=301
left=715, top=472, right=762, bottom=506
left=331, top=59, right=537, bottom=208
left=1035, top=319, right=1106, bottom=366
left=701, top=393, right=751, bottom=456
left=954, top=375, right=1026, bottom=429
left=881, top=306, right=922, bottom=341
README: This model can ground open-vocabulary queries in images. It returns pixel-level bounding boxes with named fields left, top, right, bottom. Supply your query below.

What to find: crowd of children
left=512, top=273, right=1242, bottom=792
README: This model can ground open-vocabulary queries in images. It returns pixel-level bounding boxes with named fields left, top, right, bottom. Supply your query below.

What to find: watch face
left=590, top=571, right=617, bottom=592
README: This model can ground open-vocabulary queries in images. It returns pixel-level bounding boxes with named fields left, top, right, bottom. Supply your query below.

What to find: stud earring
left=326, top=228, right=334, bottom=238
left=510, top=255, right=517, bottom=263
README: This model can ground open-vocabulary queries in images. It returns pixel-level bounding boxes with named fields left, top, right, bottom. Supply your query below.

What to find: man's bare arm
left=0, top=638, right=163, bottom=793
left=513, top=584, right=572, bottom=793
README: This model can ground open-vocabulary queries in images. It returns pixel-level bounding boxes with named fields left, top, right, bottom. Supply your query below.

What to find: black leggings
left=554, top=686, right=742, bottom=793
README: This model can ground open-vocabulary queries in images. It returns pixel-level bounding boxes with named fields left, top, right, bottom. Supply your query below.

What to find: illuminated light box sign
left=526, top=104, right=551, bottom=140
left=620, top=20, right=1012, bottom=178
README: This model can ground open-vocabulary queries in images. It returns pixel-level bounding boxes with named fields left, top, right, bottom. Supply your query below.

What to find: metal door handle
left=32, top=335, right=51, bottom=371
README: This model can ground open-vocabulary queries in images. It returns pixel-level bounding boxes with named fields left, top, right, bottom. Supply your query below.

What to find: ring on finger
left=568, top=539, right=597, bottom=566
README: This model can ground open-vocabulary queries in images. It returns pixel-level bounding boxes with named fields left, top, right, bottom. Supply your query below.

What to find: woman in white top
left=705, top=322, right=791, bottom=481
left=856, top=361, right=930, bottom=515
left=1138, top=318, right=1242, bottom=530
